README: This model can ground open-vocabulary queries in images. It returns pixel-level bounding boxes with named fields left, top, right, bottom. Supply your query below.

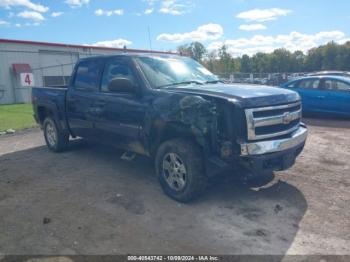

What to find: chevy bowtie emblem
left=282, top=112, right=293, bottom=124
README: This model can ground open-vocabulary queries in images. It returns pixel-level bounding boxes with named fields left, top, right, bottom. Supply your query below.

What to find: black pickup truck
left=32, top=53, right=307, bottom=202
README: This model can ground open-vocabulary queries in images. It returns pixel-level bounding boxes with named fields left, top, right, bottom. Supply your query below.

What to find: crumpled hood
left=166, top=83, right=300, bottom=108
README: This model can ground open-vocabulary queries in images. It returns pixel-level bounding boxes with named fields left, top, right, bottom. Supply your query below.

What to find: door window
left=296, top=79, right=320, bottom=89
left=74, top=60, right=103, bottom=91
left=101, top=59, right=137, bottom=92
left=324, top=79, right=350, bottom=91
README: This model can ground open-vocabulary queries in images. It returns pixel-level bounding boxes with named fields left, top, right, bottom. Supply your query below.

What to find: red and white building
left=0, top=39, right=171, bottom=104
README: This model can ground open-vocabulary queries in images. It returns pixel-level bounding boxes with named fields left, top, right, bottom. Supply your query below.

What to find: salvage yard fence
left=216, top=72, right=308, bottom=86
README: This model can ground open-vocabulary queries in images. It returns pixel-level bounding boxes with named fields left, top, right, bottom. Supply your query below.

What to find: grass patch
left=0, top=104, right=37, bottom=132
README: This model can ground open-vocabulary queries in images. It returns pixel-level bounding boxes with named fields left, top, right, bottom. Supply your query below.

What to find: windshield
left=135, top=56, right=219, bottom=89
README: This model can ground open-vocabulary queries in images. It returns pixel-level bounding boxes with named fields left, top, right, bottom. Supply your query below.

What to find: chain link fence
left=216, top=72, right=308, bottom=86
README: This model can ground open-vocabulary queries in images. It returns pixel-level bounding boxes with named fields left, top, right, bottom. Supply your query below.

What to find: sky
left=0, top=0, right=350, bottom=57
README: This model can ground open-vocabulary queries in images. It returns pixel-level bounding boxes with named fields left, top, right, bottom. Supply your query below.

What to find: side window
left=324, top=80, right=335, bottom=90
left=74, top=60, right=102, bottom=91
left=324, top=80, right=350, bottom=91
left=337, top=81, right=350, bottom=91
left=101, top=59, right=137, bottom=92
left=297, top=79, right=320, bottom=89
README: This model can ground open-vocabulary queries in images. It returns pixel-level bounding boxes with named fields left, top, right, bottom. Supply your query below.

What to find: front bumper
left=239, top=124, right=308, bottom=156
left=205, top=124, right=307, bottom=176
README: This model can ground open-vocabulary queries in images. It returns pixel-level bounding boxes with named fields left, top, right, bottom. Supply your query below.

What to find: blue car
left=281, top=76, right=350, bottom=117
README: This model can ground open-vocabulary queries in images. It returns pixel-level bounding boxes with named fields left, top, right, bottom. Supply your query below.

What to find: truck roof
left=78, top=53, right=183, bottom=62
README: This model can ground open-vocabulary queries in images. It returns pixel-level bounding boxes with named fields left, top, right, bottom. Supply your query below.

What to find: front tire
left=43, top=117, right=69, bottom=152
left=155, top=138, right=207, bottom=202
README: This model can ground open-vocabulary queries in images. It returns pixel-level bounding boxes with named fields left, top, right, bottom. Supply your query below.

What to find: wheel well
left=150, top=122, right=199, bottom=156
left=37, top=106, right=53, bottom=125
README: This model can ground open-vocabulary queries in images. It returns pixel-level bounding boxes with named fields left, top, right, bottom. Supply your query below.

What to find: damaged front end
left=177, top=95, right=217, bottom=148
left=146, top=93, right=239, bottom=176
left=146, top=94, right=219, bottom=156
left=148, top=91, right=307, bottom=178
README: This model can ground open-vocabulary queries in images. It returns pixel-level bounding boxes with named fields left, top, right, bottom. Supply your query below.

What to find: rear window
left=74, top=60, right=103, bottom=91
left=324, top=79, right=350, bottom=91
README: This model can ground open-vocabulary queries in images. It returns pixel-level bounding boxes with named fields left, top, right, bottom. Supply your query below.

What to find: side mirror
left=108, top=78, right=135, bottom=93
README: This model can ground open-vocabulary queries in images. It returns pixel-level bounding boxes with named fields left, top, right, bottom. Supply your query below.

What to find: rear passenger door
left=66, top=59, right=104, bottom=137
left=320, top=78, right=350, bottom=115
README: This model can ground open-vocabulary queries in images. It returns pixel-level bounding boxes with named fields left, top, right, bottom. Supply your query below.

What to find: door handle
left=317, top=96, right=325, bottom=99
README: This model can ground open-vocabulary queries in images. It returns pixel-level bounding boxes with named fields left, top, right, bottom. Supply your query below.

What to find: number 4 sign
left=20, top=73, right=35, bottom=87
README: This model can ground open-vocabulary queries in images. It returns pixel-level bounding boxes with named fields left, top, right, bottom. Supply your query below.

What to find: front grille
left=245, top=102, right=302, bottom=141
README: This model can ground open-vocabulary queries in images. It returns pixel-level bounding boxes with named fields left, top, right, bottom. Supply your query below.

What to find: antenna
left=147, top=26, right=152, bottom=51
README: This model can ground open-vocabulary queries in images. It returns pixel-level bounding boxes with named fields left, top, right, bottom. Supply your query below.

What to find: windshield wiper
left=157, top=80, right=204, bottom=89
left=205, top=80, right=224, bottom=84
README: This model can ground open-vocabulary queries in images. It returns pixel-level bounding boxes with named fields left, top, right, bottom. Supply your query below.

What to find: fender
left=144, top=93, right=217, bottom=156
left=36, top=100, right=69, bottom=134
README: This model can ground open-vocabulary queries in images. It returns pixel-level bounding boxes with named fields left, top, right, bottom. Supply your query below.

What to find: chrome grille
left=245, top=102, right=302, bottom=141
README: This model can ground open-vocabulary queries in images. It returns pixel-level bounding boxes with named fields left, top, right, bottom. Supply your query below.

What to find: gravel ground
left=0, top=118, right=349, bottom=256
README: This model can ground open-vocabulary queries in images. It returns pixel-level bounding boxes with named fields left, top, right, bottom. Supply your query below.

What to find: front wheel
left=43, top=117, right=69, bottom=152
left=155, top=138, right=207, bottom=202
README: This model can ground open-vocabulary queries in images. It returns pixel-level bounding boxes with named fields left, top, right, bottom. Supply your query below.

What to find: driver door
left=92, top=57, right=148, bottom=150
left=293, top=78, right=322, bottom=112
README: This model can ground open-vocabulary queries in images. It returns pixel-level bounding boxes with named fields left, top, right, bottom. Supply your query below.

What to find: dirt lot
left=0, top=118, right=349, bottom=256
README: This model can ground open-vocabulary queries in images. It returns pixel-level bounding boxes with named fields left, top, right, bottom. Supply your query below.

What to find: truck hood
left=166, top=83, right=300, bottom=108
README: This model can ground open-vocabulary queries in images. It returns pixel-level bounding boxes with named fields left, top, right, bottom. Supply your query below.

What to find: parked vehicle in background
left=281, top=76, right=350, bottom=117
left=32, top=53, right=308, bottom=202
left=307, top=71, right=350, bottom=78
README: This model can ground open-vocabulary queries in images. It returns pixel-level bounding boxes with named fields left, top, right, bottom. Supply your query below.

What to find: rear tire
left=155, top=138, right=207, bottom=202
left=43, top=117, right=69, bottom=152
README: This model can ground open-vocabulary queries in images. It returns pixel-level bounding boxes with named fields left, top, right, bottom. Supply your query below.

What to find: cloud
left=207, top=31, right=347, bottom=57
left=157, top=23, right=223, bottom=43
left=94, top=8, right=124, bottom=16
left=239, top=24, right=266, bottom=31
left=51, top=11, right=63, bottom=17
left=0, top=0, right=48, bottom=12
left=159, top=0, right=193, bottom=15
left=336, top=38, right=350, bottom=45
left=144, top=8, right=154, bottom=15
left=12, top=21, right=39, bottom=27
left=91, top=39, right=132, bottom=48
left=143, top=0, right=158, bottom=5
left=236, top=8, right=291, bottom=22
left=0, top=19, right=9, bottom=25
left=24, top=21, right=39, bottom=26
left=17, top=10, right=45, bottom=21
left=65, top=0, right=89, bottom=8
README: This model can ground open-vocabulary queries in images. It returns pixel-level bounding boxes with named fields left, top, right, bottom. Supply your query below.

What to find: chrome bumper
left=240, top=124, right=308, bottom=156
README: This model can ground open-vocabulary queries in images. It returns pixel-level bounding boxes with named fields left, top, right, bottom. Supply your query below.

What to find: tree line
left=177, top=41, right=350, bottom=74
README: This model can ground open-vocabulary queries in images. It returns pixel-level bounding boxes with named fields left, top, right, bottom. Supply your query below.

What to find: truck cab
left=32, top=54, right=307, bottom=202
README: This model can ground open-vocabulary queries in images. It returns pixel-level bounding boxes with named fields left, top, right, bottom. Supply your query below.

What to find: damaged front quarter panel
left=145, top=93, right=218, bottom=154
